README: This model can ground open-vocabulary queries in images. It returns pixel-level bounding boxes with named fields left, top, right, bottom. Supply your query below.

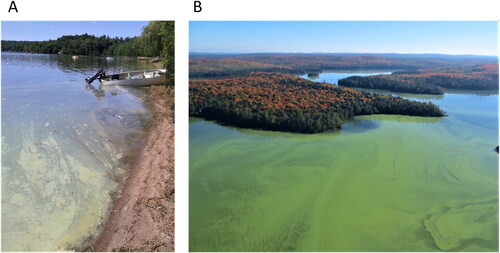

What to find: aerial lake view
left=189, top=22, right=499, bottom=252
left=189, top=70, right=498, bottom=251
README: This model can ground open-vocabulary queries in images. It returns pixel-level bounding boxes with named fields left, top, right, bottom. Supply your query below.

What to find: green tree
left=140, top=21, right=175, bottom=86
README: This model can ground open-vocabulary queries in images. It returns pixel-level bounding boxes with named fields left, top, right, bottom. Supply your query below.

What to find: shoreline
left=86, top=85, right=175, bottom=251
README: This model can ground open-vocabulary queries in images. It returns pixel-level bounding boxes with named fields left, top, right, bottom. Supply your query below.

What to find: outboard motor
left=85, top=69, right=106, bottom=84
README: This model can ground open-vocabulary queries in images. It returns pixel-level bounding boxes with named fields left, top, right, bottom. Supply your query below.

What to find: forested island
left=338, top=64, right=499, bottom=94
left=189, top=53, right=497, bottom=78
left=190, top=72, right=445, bottom=133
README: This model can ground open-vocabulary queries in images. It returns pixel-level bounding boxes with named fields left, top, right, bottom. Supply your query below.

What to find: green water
left=189, top=89, right=498, bottom=251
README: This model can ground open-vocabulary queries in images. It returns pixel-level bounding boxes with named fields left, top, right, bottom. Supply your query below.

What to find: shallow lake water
left=189, top=72, right=498, bottom=251
left=1, top=52, right=154, bottom=251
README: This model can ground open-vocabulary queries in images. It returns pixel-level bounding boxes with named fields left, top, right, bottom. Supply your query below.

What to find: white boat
left=100, top=69, right=166, bottom=87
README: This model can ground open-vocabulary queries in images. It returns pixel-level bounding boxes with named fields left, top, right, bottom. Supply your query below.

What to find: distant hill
left=189, top=53, right=498, bottom=78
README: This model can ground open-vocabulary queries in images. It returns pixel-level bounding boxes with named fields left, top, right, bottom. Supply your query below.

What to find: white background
left=1, top=0, right=500, bottom=252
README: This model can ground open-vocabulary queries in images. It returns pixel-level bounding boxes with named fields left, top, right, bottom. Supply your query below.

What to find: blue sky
left=190, top=21, right=498, bottom=56
left=2, top=21, right=149, bottom=41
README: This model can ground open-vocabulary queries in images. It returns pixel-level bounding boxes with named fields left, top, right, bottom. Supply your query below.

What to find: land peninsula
left=189, top=72, right=445, bottom=133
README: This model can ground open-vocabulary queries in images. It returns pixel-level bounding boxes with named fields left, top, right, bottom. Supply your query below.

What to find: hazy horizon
left=189, top=51, right=498, bottom=57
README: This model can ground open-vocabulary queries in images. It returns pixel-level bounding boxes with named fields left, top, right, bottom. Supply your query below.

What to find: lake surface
left=189, top=71, right=499, bottom=251
left=298, top=70, right=392, bottom=84
left=1, top=52, right=154, bottom=251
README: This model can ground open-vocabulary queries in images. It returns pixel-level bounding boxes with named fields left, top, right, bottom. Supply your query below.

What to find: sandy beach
left=88, top=85, right=175, bottom=252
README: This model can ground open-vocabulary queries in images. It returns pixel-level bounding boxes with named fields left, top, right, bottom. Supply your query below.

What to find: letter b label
left=194, top=1, right=202, bottom=12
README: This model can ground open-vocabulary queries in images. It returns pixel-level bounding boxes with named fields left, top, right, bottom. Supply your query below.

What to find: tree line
left=190, top=72, right=445, bottom=133
left=3, top=34, right=145, bottom=56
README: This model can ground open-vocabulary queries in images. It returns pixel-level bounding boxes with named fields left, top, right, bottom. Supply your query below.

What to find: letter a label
left=9, top=1, right=18, bottom=12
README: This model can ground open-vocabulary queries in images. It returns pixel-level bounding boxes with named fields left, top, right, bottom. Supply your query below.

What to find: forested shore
left=338, top=64, right=499, bottom=94
left=2, top=35, right=142, bottom=56
left=2, top=22, right=171, bottom=58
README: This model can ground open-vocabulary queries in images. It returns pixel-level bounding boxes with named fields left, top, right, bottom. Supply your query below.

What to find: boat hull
left=101, top=76, right=165, bottom=86
left=101, top=69, right=166, bottom=87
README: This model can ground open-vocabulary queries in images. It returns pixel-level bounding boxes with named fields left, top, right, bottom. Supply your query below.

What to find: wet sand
left=89, top=85, right=175, bottom=251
